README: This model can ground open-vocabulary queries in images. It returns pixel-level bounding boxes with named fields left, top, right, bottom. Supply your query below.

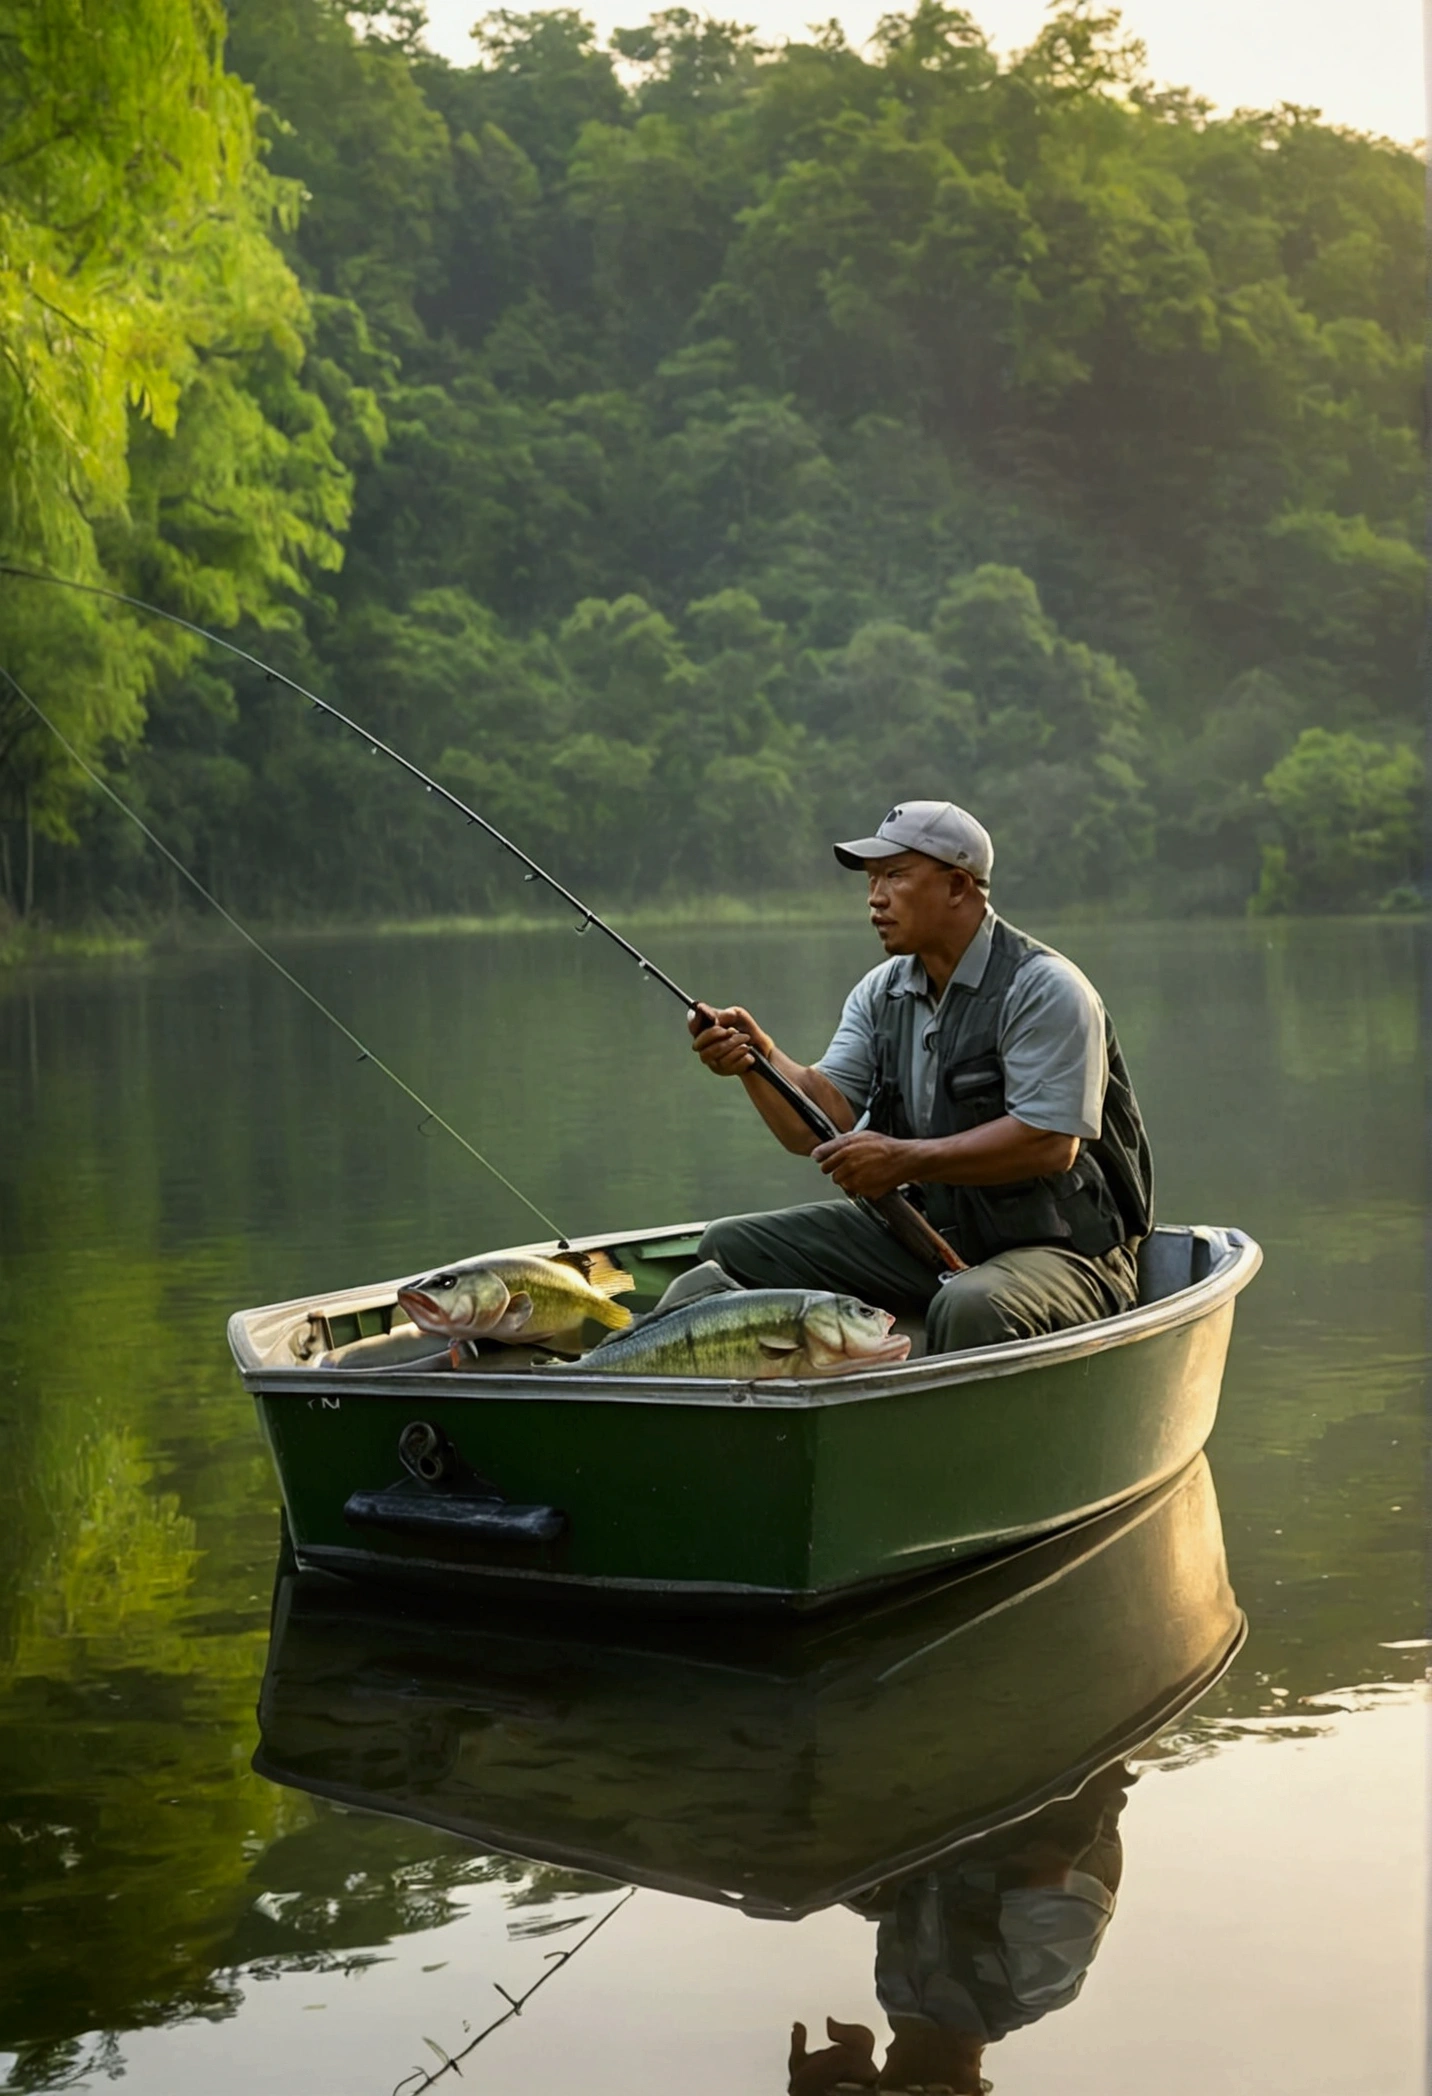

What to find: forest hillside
left=0, top=0, right=1423, bottom=932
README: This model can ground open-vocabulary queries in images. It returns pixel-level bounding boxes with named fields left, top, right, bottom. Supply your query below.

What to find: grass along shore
left=0, top=891, right=866, bottom=969
left=4, top=883, right=1424, bottom=972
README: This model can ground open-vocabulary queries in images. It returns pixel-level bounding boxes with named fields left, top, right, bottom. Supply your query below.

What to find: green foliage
left=0, top=0, right=359, bottom=912
left=228, top=0, right=455, bottom=344
left=1251, top=728, right=1423, bottom=914
left=4, top=0, right=1423, bottom=926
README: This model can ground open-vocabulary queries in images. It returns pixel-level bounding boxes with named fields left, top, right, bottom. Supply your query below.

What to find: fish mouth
left=805, top=1332, right=912, bottom=1375
left=859, top=1332, right=911, bottom=1365
left=397, top=1288, right=454, bottom=1333
left=859, top=1308, right=905, bottom=1354
left=398, top=1286, right=507, bottom=1339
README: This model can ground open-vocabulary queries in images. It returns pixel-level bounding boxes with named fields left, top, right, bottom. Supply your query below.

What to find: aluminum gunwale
left=230, top=1223, right=1262, bottom=1411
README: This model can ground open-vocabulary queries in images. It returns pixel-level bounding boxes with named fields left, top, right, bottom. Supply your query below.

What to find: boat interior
left=232, top=1222, right=1234, bottom=1377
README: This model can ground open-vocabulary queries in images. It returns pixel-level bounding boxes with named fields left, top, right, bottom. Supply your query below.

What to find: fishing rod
left=0, top=562, right=964, bottom=1277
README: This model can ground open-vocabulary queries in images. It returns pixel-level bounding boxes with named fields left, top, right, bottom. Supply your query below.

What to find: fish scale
left=564, top=1289, right=910, bottom=1380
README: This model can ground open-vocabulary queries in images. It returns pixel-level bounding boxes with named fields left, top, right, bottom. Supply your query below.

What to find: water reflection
left=0, top=916, right=1420, bottom=2090
left=790, top=1763, right=1130, bottom=2093
left=257, top=1457, right=1241, bottom=1918
left=243, top=1458, right=1241, bottom=2091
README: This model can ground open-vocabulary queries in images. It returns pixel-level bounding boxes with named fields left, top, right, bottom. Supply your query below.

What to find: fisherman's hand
left=811, top=1129, right=912, bottom=1198
left=688, top=1004, right=774, bottom=1076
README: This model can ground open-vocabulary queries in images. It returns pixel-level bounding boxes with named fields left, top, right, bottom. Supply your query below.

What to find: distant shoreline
left=0, top=894, right=857, bottom=970
left=2, top=892, right=1425, bottom=971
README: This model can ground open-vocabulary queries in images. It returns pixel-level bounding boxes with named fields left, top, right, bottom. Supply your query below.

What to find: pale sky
left=414, top=0, right=1424, bottom=142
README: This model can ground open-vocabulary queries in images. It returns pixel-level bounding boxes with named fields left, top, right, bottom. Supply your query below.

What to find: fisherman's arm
left=812, top=1117, right=1077, bottom=1195
left=687, top=1006, right=855, bottom=1152
left=814, top=957, right=1102, bottom=1197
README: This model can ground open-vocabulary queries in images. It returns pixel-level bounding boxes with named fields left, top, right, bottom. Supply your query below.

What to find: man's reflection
left=788, top=1763, right=1132, bottom=2094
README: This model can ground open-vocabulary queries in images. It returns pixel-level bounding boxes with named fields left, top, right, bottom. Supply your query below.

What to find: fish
left=311, top=1326, right=461, bottom=1373
left=560, top=1288, right=910, bottom=1380
left=397, top=1247, right=635, bottom=1348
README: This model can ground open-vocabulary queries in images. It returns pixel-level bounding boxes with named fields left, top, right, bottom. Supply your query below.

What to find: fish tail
left=588, top=1297, right=634, bottom=1330
left=580, top=1250, right=636, bottom=1299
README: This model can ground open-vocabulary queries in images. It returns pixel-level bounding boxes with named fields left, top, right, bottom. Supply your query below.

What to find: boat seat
left=1136, top=1226, right=1217, bottom=1306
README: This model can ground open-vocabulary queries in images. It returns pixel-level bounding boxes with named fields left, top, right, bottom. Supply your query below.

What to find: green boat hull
left=234, top=1222, right=1261, bottom=1608
left=255, top=1456, right=1244, bottom=1915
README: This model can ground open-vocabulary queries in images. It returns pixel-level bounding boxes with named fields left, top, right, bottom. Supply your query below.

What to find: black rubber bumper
left=343, top=1489, right=566, bottom=1545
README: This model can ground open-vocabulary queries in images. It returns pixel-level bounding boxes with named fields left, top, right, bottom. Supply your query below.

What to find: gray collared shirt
left=815, top=911, right=1109, bottom=1141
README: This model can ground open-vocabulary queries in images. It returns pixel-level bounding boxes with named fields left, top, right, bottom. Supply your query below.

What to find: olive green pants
left=698, top=1200, right=1139, bottom=1353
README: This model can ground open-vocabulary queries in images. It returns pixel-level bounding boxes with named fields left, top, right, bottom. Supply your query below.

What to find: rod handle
left=755, top=1053, right=966, bottom=1276
left=860, top=1189, right=968, bottom=1276
left=689, top=1005, right=966, bottom=1277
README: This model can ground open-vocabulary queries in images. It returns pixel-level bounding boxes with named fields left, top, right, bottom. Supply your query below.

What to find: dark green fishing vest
left=864, top=917, right=1154, bottom=1266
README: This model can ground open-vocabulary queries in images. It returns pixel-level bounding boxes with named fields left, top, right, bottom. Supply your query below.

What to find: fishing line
left=0, top=562, right=963, bottom=1274
left=0, top=561, right=695, bottom=1001
left=392, top=1886, right=638, bottom=2095
left=0, top=663, right=567, bottom=1242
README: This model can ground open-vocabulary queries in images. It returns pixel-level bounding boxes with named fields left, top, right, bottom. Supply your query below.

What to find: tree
left=3, top=0, right=1422, bottom=927
left=932, top=566, right=1153, bottom=897
left=0, top=0, right=356, bottom=918
left=1252, top=728, right=1423, bottom=913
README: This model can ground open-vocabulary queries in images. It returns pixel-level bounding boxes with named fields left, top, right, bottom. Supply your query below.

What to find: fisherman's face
left=864, top=850, right=972, bottom=952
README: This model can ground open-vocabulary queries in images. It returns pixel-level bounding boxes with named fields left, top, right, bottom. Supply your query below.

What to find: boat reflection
left=255, top=1453, right=1243, bottom=1921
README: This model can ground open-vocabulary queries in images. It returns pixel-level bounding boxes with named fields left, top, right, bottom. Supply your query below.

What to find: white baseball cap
left=833, top=800, right=993, bottom=883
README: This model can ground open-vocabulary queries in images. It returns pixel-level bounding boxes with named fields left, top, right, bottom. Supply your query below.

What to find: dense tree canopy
left=0, top=0, right=1422, bottom=929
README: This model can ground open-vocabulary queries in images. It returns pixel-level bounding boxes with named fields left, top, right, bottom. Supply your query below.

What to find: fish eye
left=428, top=1272, right=458, bottom=1290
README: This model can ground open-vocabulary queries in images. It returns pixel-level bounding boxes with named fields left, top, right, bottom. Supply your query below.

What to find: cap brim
left=833, top=836, right=906, bottom=869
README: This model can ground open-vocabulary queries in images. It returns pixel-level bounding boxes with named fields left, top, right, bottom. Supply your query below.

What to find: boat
left=254, top=1455, right=1245, bottom=1916
left=228, top=1218, right=1261, bottom=1610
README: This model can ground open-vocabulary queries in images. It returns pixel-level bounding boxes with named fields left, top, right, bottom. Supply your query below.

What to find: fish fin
left=574, top=1249, right=636, bottom=1299
left=757, top=1335, right=802, bottom=1357
left=492, top=1292, right=534, bottom=1337
left=588, top=1296, right=634, bottom=1331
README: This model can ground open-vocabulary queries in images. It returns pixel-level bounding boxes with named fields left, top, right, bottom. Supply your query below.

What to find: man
left=688, top=800, right=1153, bottom=1352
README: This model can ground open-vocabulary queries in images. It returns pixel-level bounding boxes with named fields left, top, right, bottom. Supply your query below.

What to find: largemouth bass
left=398, top=1247, right=635, bottom=1345
left=563, top=1289, right=909, bottom=1380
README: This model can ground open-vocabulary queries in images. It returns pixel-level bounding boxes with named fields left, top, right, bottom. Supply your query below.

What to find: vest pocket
left=943, top=1055, right=1005, bottom=1134
left=865, top=1073, right=914, bottom=1143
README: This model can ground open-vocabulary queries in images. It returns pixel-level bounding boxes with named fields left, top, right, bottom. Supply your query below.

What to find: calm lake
left=0, top=913, right=1425, bottom=2095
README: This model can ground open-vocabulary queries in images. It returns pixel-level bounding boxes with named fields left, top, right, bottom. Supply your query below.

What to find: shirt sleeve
left=998, top=954, right=1108, bottom=1141
left=814, top=968, right=882, bottom=1115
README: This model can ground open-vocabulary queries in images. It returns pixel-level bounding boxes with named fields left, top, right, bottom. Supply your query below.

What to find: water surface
left=0, top=914, right=1424, bottom=2092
